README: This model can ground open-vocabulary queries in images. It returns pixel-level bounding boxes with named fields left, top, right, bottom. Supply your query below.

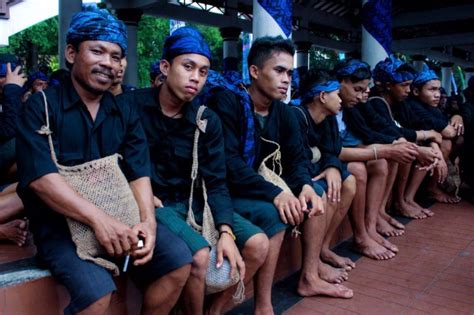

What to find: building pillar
left=58, top=0, right=82, bottom=69
left=220, top=27, right=241, bottom=72
left=252, top=0, right=292, bottom=100
left=361, top=0, right=391, bottom=69
left=411, top=54, right=426, bottom=72
left=295, top=41, right=311, bottom=73
left=441, top=62, right=454, bottom=96
left=116, top=8, right=143, bottom=88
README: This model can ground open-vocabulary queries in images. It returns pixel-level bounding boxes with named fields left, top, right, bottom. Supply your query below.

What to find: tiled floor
left=284, top=201, right=474, bottom=315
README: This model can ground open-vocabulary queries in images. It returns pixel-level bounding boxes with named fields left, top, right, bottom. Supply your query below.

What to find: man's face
left=113, top=58, right=127, bottom=85
left=322, top=89, right=342, bottom=115
left=66, top=40, right=122, bottom=94
left=250, top=52, right=293, bottom=101
left=32, top=79, right=48, bottom=93
left=389, top=80, right=412, bottom=102
left=415, top=80, right=441, bottom=107
left=160, top=53, right=210, bottom=103
left=339, top=78, right=370, bottom=108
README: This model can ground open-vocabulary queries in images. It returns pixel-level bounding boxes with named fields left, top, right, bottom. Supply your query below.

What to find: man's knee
left=243, top=233, right=269, bottom=265
left=191, top=247, right=210, bottom=279
left=369, top=159, right=388, bottom=177
left=166, top=264, right=192, bottom=289
left=348, top=162, right=367, bottom=185
left=343, top=175, right=357, bottom=199
left=77, top=293, right=112, bottom=315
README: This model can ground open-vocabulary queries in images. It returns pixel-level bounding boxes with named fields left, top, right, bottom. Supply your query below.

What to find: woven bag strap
left=186, top=105, right=208, bottom=232
left=36, top=90, right=59, bottom=165
left=260, top=137, right=283, bottom=176
left=292, top=106, right=309, bottom=134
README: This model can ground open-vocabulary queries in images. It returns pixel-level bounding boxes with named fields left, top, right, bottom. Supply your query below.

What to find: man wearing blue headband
left=401, top=67, right=461, bottom=204
left=211, top=36, right=347, bottom=308
left=22, top=71, right=49, bottom=102
left=293, top=69, right=357, bottom=280
left=120, top=26, right=267, bottom=315
left=332, top=59, right=419, bottom=261
left=16, top=8, right=193, bottom=314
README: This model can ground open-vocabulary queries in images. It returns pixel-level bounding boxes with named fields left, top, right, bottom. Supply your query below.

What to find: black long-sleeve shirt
left=210, top=90, right=312, bottom=202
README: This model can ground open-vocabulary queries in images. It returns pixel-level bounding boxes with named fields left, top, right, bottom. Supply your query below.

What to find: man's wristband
left=219, top=230, right=236, bottom=241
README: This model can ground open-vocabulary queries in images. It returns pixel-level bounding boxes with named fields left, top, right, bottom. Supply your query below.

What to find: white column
left=441, top=62, right=454, bottom=97
left=361, top=0, right=391, bottom=69
left=59, top=0, right=82, bottom=69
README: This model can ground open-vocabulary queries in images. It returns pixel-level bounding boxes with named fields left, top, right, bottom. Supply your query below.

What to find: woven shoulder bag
left=36, top=91, right=141, bottom=276
left=185, top=105, right=245, bottom=303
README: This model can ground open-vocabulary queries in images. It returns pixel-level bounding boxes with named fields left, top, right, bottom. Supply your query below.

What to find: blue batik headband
left=412, top=65, right=439, bottom=87
left=337, top=60, right=371, bottom=77
left=162, top=27, right=212, bottom=62
left=0, top=63, right=18, bottom=77
left=302, top=80, right=340, bottom=104
left=67, top=7, right=128, bottom=56
left=374, top=55, right=415, bottom=84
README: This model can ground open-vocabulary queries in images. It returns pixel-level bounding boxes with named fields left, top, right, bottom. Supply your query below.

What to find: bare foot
left=376, top=216, right=404, bottom=237
left=0, top=219, right=28, bottom=246
left=379, top=211, right=405, bottom=230
left=406, top=199, right=434, bottom=217
left=395, top=201, right=427, bottom=220
left=298, top=274, right=353, bottom=298
left=427, top=190, right=461, bottom=204
left=353, top=237, right=396, bottom=260
left=321, top=248, right=355, bottom=271
left=318, top=261, right=349, bottom=284
left=368, top=229, right=399, bottom=253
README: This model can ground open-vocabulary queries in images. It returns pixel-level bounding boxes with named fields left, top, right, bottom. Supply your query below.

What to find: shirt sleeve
left=16, top=91, right=59, bottom=190
left=119, top=96, right=151, bottom=181
left=209, top=90, right=282, bottom=202
left=0, top=84, right=23, bottom=142
left=318, top=118, right=343, bottom=173
left=198, top=109, right=234, bottom=228
left=343, top=106, right=398, bottom=144
left=281, top=106, right=313, bottom=195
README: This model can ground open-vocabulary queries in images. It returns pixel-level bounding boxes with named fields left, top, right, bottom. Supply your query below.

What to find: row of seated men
left=0, top=7, right=469, bottom=315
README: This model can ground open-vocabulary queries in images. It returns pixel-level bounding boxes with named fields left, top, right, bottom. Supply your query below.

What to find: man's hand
left=91, top=211, right=139, bottom=257
left=131, top=219, right=157, bottom=266
left=216, top=228, right=245, bottom=281
left=426, top=130, right=443, bottom=144
left=416, top=146, right=439, bottom=167
left=434, top=157, right=448, bottom=183
left=312, top=168, right=341, bottom=203
left=5, top=63, right=27, bottom=87
left=450, top=115, right=464, bottom=136
left=299, top=184, right=324, bottom=218
left=388, top=142, right=418, bottom=164
left=153, top=196, right=163, bottom=208
left=273, top=191, right=303, bottom=225
left=392, top=137, right=407, bottom=144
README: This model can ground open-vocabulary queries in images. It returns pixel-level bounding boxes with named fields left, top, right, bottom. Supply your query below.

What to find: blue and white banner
left=361, top=0, right=391, bottom=69
left=242, top=32, right=253, bottom=85
left=253, top=0, right=292, bottom=39
left=170, top=19, right=186, bottom=35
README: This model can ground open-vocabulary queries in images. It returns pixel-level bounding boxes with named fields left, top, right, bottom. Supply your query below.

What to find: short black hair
left=248, top=36, right=295, bottom=68
left=334, top=59, right=372, bottom=83
left=299, top=68, right=335, bottom=105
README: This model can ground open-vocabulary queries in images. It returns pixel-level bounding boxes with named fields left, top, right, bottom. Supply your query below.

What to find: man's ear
left=412, top=86, right=420, bottom=96
left=249, top=65, right=259, bottom=81
left=160, top=59, right=171, bottom=77
left=319, top=91, right=327, bottom=104
left=65, top=44, right=77, bottom=67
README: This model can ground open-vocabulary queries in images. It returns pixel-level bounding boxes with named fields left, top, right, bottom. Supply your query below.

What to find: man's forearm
left=30, top=173, right=101, bottom=227
left=129, top=177, right=156, bottom=225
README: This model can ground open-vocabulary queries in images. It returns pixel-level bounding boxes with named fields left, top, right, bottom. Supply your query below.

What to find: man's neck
left=307, top=104, right=327, bottom=124
left=109, top=83, right=123, bottom=96
left=382, top=93, right=395, bottom=107
left=158, top=83, right=185, bottom=117
left=71, top=76, right=103, bottom=118
left=248, top=84, right=273, bottom=116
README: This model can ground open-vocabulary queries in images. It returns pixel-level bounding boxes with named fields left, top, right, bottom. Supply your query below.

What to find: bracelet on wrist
left=219, top=230, right=236, bottom=241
